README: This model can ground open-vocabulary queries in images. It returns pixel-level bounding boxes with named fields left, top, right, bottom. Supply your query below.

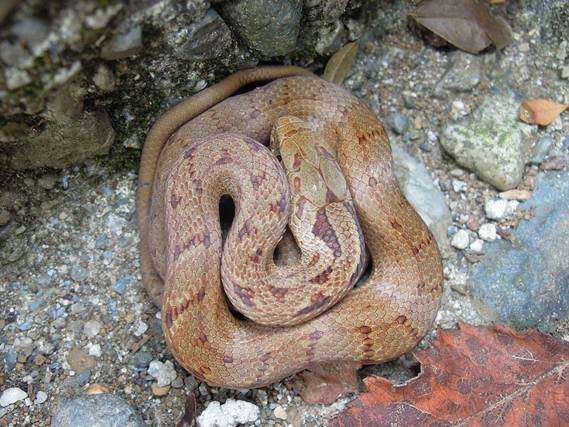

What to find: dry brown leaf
left=323, top=42, right=358, bottom=85
left=410, top=0, right=512, bottom=54
left=332, top=322, right=569, bottom=427
left=177, top=394, right=198, bottom=427
left=519, top=99, right=569, bottom=126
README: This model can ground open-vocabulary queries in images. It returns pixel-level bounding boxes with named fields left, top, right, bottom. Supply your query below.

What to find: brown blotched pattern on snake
left=137, top=67, right=443, bottom=389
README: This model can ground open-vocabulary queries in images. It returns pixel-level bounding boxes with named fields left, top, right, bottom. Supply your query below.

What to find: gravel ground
left=1, top=2, right=568, bottom=426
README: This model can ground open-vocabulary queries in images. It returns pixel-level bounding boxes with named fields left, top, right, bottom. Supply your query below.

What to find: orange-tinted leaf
left=332, top=322, right=569, bottom=427
left=410, top=0, right=512, bottom=54
left=289, top=361, right=361, bottom=404
left=519, top=99, right=568, bottom=126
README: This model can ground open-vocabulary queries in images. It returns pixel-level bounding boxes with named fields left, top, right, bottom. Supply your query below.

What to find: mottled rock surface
left=470, top=167, right=569, bottom=330
left=52, top=394, right=144, bottom=427
left=442, top=91, right=536, bottom=190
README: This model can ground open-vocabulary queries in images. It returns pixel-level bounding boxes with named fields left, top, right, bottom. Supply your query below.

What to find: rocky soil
left=1, top=0, right=568, bottom=426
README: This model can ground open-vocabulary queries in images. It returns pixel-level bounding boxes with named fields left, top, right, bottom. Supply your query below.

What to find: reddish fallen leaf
left=519, top=99, right=568, bottom=126
left=410, top=0, right=512, bottom=54
left=332, top=322, right=569, bottom=427
left=289, top=361, right=361, bottom=404
left=177, top=393, right=197, bottom=427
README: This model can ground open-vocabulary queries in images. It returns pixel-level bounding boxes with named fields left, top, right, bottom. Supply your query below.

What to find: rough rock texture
left=217, top=0, right=302, bottom=57
left=441, top=91, right=536, bottom=190
left=0, top=0, right=363, bottom=175
left=470, top=166, right=569, bottom=330
left=51, top=394, right=144, bottom=427
left=393, top=145, right=451, bottom=255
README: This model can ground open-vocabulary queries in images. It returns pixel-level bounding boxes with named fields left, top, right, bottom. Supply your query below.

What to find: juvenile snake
left=137, top=66, right=443, bottom=388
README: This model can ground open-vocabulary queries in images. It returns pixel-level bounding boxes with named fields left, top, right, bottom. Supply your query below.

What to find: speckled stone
left=51, top=394, right=144, bottom=427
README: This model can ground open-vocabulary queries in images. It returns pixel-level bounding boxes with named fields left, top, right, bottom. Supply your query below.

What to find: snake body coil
left=137, top=66, right=443, bottom=388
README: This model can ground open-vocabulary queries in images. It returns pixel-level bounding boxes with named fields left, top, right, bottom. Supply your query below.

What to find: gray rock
left=4, top=67, right=31, bottom=90
left=386, top=112, right=410, bottom=135
left=530, top=134, right=554, bottom=164
left=174, top=9, right=233, bottom=61
left=92, top=65, right=116, bottom=92
left=10, top=18, right=50, bottom=55
left=437, top=52, right=483, bottom=93
left=130, top=351, right=153, bottom=371
left=148, top=360, right=177, bottom=387
left=451, top=229, right=470, bottom=250
left=0, top=387, right=27, bottom=407
left=441, top=92, right=536, bottom=190
left=101, top=25, right=142, bottom=60
left=5, top=346, right=17, bottom=369
left=218, top=0, right=302, bottom=57
left=38, top=174, right=58, bottom=190
left=393, top=145, right=452, bottom=255
left=0, top=41, right=33, bottom=68
left=10, top=111, right=115, bottom=170
left=470, top=167, right=569, bottom=330
left=0, top=208, right=10, bottom=226
left=485, top=199, right=507, bottom=220
left=51, top=394, right=144, bottom=427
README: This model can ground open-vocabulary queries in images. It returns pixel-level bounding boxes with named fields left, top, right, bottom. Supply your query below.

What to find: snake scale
left=137, top=66, right=443, bottom=389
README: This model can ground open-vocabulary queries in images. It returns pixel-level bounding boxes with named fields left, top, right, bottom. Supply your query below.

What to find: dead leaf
left=498, top=189, right=532, bottom=201
left=410, top=0, right=512, bottom=54
left=289, top=361, right=361, bottom=404
left=332, top=322, right=569, bottom=427
left=323, top=42, right=358, bottom=85
left=519, top=99, right=569, bottom=126
left=177, top=394, right=198, bottom=427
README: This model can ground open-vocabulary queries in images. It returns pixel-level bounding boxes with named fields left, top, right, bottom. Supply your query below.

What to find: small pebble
left=0, top=387, right=28, bottom=407
left=470, top=239, right=484, bottom=252
left=274, top=405, right=288, bottom=420
left=87, top=343, right=102, bottom=357
left=148, top=360, right=177, bottom=387
left=35, top=391, right=48, bottom=404
left=386, top=112, right=410, bottom=135
left=85, top=384, right=110, bottom=395
left=485, top=199, right=507, bottom=220
left=197, top=399, right=260, bottom=427
left=479, top=223, right=497, bottom=241
left=171, top=376, right=184, bottom=389
left=83, top=320, right=102, bottom=338
left=132, top=320, right=148, bottom=337
left=452, top=179, right=467, bottom=193
left=151, top=384, right=171, bottom=397
left=451, top=229, right=470, bottom=250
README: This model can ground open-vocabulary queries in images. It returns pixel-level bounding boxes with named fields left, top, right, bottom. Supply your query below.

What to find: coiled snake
left=137, top=66, right=443, bottom=388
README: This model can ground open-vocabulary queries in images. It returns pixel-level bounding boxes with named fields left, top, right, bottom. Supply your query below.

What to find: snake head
left=272, top=115, right=350, bottom=208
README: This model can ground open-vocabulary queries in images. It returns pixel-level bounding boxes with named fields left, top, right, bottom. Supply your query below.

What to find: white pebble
left=148, top=360, right=177, bottom=387
left=452, top=179, right=467, bottom=193
left=35, top=391, right=48, bottom=405
left=479, top=223, right=497, bottom=241
left=273, top=405, right=287, bottom=420
left=505, top=200, right=519, bottom=216
left=485, top=199, right=507, bottom=220
left=451, top=229, right=470, bottom=250
left=470, top=239, right=484, bottom=252
left=133, top=319, right=148, bottom=337
left=0, top=387, right=28, bottom=407
left=83, top=320, right=102, bottom=338
left=86, top=342, right=102, bottom=357
left=197, top=399, right=260, bottom=427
